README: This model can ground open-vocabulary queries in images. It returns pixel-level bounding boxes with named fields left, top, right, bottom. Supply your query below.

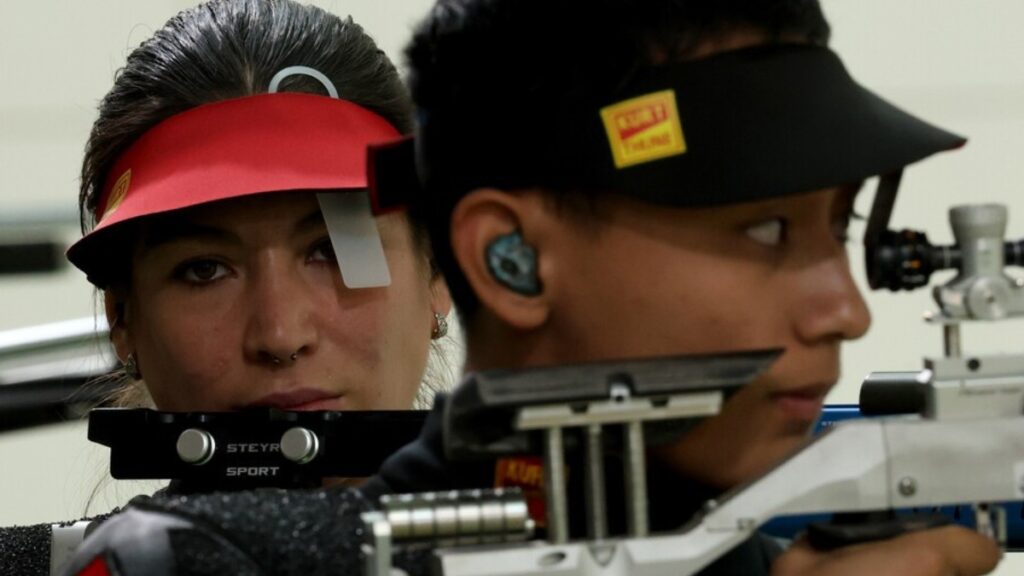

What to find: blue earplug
left=486, top=230, right=541, bottom=296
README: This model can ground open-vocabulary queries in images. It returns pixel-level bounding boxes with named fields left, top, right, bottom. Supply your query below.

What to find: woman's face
left=541, top=186, right=870, bottom=488
left=108, top=191, right=449, bottom=411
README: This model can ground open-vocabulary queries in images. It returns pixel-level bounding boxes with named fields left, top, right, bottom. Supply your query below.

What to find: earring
left=431, top=312, right=449, bottom=340
left=486, top=230, right=541, bottom=296
left=124, top=353, right=143, bottom=380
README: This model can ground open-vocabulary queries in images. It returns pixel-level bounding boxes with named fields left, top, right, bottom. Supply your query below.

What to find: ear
left=104, top=290, right=133, bottom=364
left=450, top=188, right=551, bottom=331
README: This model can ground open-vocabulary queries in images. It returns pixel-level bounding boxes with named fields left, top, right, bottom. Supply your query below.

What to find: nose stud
left=267, top=352, right=300, bottom=365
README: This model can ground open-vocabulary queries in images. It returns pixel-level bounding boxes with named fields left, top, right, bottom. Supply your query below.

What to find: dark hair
left=80, top=0, right=413, bottom=239
left=405, top=0, right=831, bottom=321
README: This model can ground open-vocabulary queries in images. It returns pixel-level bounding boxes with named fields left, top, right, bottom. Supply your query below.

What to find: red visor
left=67, top=92, right=400, bottom=281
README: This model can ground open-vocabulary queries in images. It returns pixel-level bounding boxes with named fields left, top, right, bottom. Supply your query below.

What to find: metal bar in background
left=0, top=206, right=79, bottom=229
left=0, top=242, right=65, bottom=274
left=0, top=316, right=117, bottom=432
left=0, top=206, right=78, bottom=275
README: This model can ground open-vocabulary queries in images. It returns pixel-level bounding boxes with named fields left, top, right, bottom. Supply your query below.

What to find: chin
left=654, top=398, right=820, bottom=490
left=720, top=418, right=819, bottom=485
left=734, top=431, right=813, bottom=484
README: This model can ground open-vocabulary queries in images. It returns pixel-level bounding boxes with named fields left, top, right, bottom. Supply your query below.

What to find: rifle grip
left=806, top=511, right=951, bottom=551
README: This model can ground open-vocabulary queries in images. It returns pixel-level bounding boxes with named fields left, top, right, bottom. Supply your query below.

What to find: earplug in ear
left=485, top=230, right=541, bottom=296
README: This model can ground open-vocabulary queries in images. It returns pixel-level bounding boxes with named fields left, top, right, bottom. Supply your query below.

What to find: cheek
left=379, top=257, right=435, bottom=400
left=129, top=295, right=239, bottom=409
left=329, top=254, right=431, bottom=357
left=565, top=240, right=782, bottom=358
left=320, top=252, right=433, bottom=409
left=637, top=254, right=801, bottom=354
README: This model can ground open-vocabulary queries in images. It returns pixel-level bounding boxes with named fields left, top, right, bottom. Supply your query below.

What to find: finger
left=900, top=525, right=1002, bottom=576
left=773, top=527, right=1002, bottom=576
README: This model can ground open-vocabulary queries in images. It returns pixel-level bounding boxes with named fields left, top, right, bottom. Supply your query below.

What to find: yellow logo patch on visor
left=600, top=90, right=686, bottom=169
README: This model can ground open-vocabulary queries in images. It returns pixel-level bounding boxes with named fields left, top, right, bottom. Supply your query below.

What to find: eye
left=745, top=218, right=787, bottom=247
left=308, top=238, right=337, bottom=264
left=174, top=259, right=230, bottom=284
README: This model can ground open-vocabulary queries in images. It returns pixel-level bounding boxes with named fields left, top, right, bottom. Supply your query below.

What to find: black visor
left=371, top=43, right=964, bottom=212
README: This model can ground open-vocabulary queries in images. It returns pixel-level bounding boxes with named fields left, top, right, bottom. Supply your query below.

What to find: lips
left=243, top=388, right=343, bottom=411
left=769, top=382, right=833, bottom=422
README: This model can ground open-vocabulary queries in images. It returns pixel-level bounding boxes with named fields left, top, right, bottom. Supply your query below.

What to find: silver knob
left=176, top=428, right=215, bottom=465
left=280, top=427, right=319, bottom=464
left=898, top=476, right=918, bottom=497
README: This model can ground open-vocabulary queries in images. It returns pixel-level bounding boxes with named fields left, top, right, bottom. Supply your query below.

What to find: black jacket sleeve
left=361, top=393, right=493, bottom=501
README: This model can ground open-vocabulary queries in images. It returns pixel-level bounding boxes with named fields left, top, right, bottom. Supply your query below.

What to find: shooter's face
left=107, top=192, right=449, bottom=412
left=544, top=186, right=871, bottom=488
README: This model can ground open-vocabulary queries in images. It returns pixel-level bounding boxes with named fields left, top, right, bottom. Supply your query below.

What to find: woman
left=70, top=0, right=452, bottom=414
left=1, top=1, right=453, bottom=572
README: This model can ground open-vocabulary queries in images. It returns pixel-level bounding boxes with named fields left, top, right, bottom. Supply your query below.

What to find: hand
left=772, top=526, right=1002, bottom=576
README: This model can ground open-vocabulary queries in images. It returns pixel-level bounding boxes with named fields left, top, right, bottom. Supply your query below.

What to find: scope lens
left=867, top=229, right=961, bottom=291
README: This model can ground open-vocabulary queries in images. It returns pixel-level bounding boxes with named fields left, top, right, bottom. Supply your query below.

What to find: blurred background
left=1, top=1, right=1022, bottom=571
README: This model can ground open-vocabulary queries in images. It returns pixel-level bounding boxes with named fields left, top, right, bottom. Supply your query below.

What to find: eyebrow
left=137, top=221, right=240, bottom=256
left=137, top=208, right=326, bottom=256
left=293, top=208, right=327, bottom=236
left=837, top=179, right=867, bottom=208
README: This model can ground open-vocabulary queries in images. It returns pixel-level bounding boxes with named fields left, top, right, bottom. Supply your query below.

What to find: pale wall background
left=1, top=1, right=1022, bottom=573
